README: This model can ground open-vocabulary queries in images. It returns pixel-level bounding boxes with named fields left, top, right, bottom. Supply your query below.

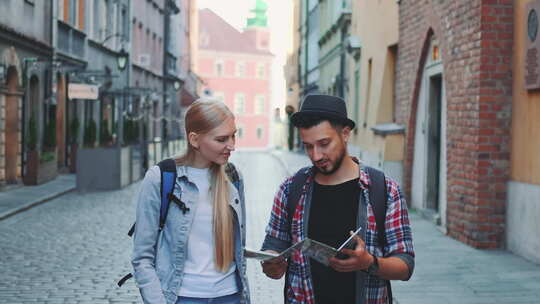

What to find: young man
left=260, top=95, right=414, bottom=304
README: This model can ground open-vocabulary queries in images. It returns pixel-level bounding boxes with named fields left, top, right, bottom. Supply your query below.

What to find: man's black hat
left=290, top=94, right=356, bottom=129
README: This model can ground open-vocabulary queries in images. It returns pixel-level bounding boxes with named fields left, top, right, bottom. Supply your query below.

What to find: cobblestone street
left=0, top=151, right=290, bottom=304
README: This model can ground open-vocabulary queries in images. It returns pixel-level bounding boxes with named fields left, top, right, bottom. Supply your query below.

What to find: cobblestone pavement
left=0, top=151, right=288, bottom=304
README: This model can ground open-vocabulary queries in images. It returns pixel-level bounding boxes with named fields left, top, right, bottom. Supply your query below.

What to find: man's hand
left=329, top=234, right=374, bottom=272
left=261, top=250, right=288, bottom=279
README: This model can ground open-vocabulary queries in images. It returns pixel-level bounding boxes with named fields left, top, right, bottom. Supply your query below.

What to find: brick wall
left=395, top=0, right=513, bottom=248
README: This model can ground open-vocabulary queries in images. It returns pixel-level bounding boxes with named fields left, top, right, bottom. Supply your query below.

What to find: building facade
left=197, top=4, right=273, bottom=149
left=395, top=0, right=513, bottom=250
left=508, top=0, right=540, bottom=264
left=284, top=0, right=301, bottom=151
left=0, top=0, right=54, bottom=187
left=345, top=0, right=402, bottom=184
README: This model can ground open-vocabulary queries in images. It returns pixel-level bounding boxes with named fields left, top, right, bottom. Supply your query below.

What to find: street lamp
left=117, top=48, right=129, bottom=71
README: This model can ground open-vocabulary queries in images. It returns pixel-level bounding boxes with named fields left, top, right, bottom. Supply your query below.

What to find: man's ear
left=341, top=126, right=352, bottom=142
left=188, top=132, right=199, bottom=149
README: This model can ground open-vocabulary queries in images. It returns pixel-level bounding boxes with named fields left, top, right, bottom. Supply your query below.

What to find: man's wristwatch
left=366, top=254, right=379, bottom=275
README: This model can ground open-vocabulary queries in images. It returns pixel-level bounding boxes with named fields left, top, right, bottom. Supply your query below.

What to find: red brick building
left=395, top=0, right=513, bottom=249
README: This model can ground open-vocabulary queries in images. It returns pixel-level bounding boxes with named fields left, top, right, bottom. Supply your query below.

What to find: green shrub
left=83, top=119, right=97, bottom=147
left=43, top=120, right=56, bottom=150
left=100, top=119, right=112, bottom=146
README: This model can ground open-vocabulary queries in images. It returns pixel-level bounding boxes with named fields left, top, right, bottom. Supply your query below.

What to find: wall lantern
left=117, top=48, right=129, bottom=71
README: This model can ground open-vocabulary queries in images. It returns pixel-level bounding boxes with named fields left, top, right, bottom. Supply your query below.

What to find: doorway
left=411, top=37, right=447, bottom=228
left=426, top=74, right=443, bottom=212
left=5, top=67, right=19, bottom=184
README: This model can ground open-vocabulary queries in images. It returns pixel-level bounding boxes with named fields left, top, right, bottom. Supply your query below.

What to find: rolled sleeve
left=384, top=178, right=415, bottom=280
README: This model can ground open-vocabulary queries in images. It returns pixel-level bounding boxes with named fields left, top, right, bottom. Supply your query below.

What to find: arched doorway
left=5, top=66, right=20, bottom=183
left=411, top=36, right=448, bottom=228
left=56, top=73, right=66, bottom=169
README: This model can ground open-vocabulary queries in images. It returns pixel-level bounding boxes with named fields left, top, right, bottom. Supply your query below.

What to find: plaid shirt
left=262, top=165, right=415, bottom=304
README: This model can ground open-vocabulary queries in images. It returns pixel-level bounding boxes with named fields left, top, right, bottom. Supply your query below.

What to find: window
left=256, top=126, right=264, bottom=139
left=255, top=94, right=265, bottom=115
left=69, top=0, right=78, bottom=26
left=256, top=63, right=265, bottom=79
left=215, top=60, right=224, bottom=77
left=234, top=93, right=245, bottom=114
left=236, top=62, right=246, bottom=77
left=237, top=125, right=244, bottom=139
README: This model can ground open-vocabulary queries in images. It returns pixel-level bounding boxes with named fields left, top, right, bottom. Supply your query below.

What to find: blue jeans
left=176, top=292, right=241, bottom=304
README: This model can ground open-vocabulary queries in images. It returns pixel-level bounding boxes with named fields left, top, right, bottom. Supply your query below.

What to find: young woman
left=132, top=99, right=250, bottom=304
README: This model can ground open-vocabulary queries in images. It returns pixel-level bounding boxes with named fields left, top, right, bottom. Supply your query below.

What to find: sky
left=197, top=0, right=293, bottom=111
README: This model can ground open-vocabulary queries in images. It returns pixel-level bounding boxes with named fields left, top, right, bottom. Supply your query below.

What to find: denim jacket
left=132, top=164, right=250, bottom=304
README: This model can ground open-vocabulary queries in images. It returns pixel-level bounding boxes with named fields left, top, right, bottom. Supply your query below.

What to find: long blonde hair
left=175, top=99, right=235, bottom=272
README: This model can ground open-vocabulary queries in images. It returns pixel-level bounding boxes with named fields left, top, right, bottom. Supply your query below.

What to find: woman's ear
left=188, top=132, right=199, bottom=149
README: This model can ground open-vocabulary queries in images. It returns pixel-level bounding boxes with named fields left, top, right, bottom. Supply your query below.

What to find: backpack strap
left=157, top=158, right=178, bottom=230
left=119, top=159, right=177, bottom=287
left=286, top=167, right=311, bottom=236
left=364, top=166, right=392, bottom=303
left=364, top=166, right=388, bottom=250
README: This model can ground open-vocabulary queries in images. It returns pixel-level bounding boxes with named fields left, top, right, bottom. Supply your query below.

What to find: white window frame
left=236, top=61, right=246, bottom=78
left=256, top=126, right=264, bottom=140
left=234, top=93, right=245, bottom=114
left=215, top=60, right=224, bottom=77
left=256, top=63, right=265, bottom=79
left=237, top=125, right=245, bottom=139
left=255, top=94, right=265, bottom=115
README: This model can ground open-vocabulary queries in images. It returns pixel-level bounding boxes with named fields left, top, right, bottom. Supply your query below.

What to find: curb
left=0, top=186, right=76, bottom=221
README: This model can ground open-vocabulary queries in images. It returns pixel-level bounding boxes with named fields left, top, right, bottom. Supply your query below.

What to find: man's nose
left=311, top=146, right=323, bottom=161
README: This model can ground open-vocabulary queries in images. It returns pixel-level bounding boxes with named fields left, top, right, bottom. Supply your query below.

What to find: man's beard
left=313, top=148, right=346, bottom=176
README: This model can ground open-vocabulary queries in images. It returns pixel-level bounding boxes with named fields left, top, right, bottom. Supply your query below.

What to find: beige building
left=283, top=0, right=301, bottom=150
left=345, top=0, right=402, bottom=184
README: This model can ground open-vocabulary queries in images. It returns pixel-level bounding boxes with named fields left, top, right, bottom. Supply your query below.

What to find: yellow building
left=345, top=0, right=402, bottom=184
left=507, top=0, right=540, bottom=263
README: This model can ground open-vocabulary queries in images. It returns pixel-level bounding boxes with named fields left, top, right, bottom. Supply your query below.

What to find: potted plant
left=34, top=119, right=58, bottom=184
left=83, top=119, right=97, bottom=148
left=100, top=119, right=113, bottom=147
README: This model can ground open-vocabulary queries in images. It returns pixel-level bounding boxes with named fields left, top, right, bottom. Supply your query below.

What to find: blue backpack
left=117, top=158, right=241, bottom=287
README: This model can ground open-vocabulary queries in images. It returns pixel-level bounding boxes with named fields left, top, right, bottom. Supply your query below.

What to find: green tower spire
left=246, top=0, right=268, bottom=28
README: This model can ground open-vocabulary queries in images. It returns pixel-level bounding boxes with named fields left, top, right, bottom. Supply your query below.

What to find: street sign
left=526, top=0, right=540, bottom=90
left=68, top=83, right=99, bottom=100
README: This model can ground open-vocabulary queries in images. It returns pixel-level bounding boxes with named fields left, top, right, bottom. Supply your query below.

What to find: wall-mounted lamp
left=117, top=48, right=129, bottom=71
left=0, top=63, right=6, bottom=84
left=173, top=80, right=181, bottom=91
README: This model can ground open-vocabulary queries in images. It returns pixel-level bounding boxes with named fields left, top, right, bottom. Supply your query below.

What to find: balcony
left=57, top=21, right=86, bottom=60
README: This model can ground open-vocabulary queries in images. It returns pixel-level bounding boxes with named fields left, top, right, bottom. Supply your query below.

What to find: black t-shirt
left=308, top=178, right=361, bottom=304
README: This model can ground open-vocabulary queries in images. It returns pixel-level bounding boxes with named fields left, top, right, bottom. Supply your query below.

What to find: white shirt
left=178, top=167, right=238, bottom=297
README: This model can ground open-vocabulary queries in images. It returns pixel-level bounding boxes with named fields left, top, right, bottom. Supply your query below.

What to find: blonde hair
left=175, top=99, right=235, bottom=272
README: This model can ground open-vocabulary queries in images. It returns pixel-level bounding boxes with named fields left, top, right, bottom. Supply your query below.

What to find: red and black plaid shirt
left=263, top=165, right=415, bottom=304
